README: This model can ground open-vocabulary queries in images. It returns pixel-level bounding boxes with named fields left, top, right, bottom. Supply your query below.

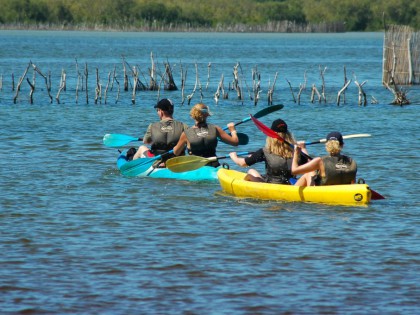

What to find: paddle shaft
left=166, top=152, right=250, bottom=173
left=121, top=150, right=174, bottom=174
left=222, top=104, right=284, bottom=131
left=305, top=134, right=372, bottom=145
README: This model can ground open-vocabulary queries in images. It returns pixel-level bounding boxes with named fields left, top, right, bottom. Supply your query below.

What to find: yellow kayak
left=217, top=168, right=372, bottom=206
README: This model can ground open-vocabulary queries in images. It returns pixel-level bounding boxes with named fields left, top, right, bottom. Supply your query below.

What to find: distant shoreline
left=0, top=21, right=347, bottom=33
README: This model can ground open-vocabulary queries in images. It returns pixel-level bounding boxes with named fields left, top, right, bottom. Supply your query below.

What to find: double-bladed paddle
left=250, top=115, right=385, bottom=200
left=104, top=131, right=249, bottom=147
left=103, top=104, right=283, bottom=148
left=166, top=152, right=250, bottom=173
left=103, top=133, right=143, bottom=147
left=223, top=104, right=284, bottom=131
left=120, top=150, right=174, bottom=176
left=304, top=134, right=372, bottom=145
left=250, top=114, right=312, bottom=160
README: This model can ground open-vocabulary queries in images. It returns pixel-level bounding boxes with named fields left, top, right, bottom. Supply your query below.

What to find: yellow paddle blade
left=166, top=155, right=213, bottom=173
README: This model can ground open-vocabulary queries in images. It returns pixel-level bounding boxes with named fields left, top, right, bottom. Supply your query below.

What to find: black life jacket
left=263, top=148, right=293, bottom=184
left=320, top=154, right=357, bottom=185
left=185, top=124, right=219, bottom=167
left=185, top=124, right=218, bottom=158
left=150, top=119, right=185, bottom=155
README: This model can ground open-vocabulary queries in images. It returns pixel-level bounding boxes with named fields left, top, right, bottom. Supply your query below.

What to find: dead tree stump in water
left=180, top=63, right=187, bottom=105
left=164, top=60, right=178, bottom=91
left=310, top=84, right=321, bottom=103
left=267, top=72, right=278, bottom=106
left=26, top=69, right=36, bottom=104
left=285, top=78, right=296, bottom=104
left=56, top=69, right=66, bottom=104
left=252, top=67, right=261, bottom=106
left=337, top=66, right=350, bottom=106
left=354, top=79, right=367, bottom=106
left=94, top=68, right=102, bottom=104
left=187, top=63, right=199, bottom=105
left=84, top=63, right=89, bottom=104
left=149, top=52, right=159, bottom=91
left=319, top=66, right=327, bottom=103
left=232, top=63, right=242, bottom=100
left=13, top=63, right=30, bottom=104
left=32, top=62, right=53, bottom=103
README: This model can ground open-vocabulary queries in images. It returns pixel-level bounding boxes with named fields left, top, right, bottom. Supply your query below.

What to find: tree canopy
left=0, top=0, right=418, bottom=32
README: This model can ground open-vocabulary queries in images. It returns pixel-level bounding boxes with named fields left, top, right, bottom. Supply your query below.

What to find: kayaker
left=172, top=103, right=239, bottom=167
left=130, top=98, right=188, bottom=161
left=292, top=131, right=357, bottom=186
left=229, top=119, right=308, bottom=184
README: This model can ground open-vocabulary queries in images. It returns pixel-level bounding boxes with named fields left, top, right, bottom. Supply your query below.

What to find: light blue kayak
left=116, top=151, right=219, bottom=181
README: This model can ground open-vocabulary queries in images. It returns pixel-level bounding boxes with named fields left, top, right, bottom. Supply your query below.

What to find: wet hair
left=190, top=103, right=211, bottom=124
left=265, top=131, right=295, bottom=158
left=325, top=140, right=342, bottom=156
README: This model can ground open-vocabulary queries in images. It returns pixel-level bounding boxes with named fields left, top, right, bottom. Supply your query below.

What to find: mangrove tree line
left=0, top=0, right=418, bottom=32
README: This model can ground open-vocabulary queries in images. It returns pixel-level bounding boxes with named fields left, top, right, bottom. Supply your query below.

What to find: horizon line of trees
left=0, top=0, right=418, bottom=32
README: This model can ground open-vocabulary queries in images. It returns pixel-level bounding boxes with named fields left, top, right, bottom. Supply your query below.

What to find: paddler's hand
left=296, top=141, right=306, bottom=149
left=229, top=152, right=238, bottom=159
left=227, top=122, right=236, bottom=133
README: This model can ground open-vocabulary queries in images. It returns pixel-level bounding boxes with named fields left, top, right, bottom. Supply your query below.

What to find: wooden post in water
left=26, top=69, right=36, bottom=104
left=84, top=63, right=89, bottom=104
left=13, top=63, right=30, bottom=104
left=131, top=66, right=138, bottom=105
left=56, top=69, right=66, bottom=104
left=319, top=66, right=327, bottom=103
left=285, top=78, right=296, bottom=104
left=310, top=84, right=321, bottom=103
left=205, top=63, right=211, bottom=91
left=267, top=72, right=278, bottom=106
left=32, top=62, right=53, bottom=103
left=354, top=78, right=367, bottom=106
left=112, top=68, right=120, bottom=104
left=187, top=63, right=198, bottom=105
left=337, top=66, right=351, bottom=106
left=104, top=71, right=111, bottom=104
left=94, top=67, right=102, bottom=104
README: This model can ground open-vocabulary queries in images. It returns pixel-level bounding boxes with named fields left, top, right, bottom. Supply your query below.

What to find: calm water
left=1, top=31, right=419, bottom=314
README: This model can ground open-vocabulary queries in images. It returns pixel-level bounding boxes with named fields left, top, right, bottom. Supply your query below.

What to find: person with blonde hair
left=230, top=119, right=308, bottom=184
left=292, top=131, right=357, bottom=186
left=172, top=103, right=239, bottom=167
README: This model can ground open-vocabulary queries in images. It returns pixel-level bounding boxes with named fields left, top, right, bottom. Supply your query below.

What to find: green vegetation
left=0, top=0, right=418, bottom=32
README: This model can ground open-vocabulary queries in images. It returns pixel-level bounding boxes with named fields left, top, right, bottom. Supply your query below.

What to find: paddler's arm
left=143, top=124, right=153, bottom=144
left=217, top=123, right=239, bottom=146
left=229, top=152, right=248, bottom=167
left=172, top=132, right=188, bottom=156
left=292, top=146, right=321, bottom=175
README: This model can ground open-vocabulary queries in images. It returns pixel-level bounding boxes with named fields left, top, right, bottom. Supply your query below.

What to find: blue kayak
left=116, top=151, right=219, bottom=181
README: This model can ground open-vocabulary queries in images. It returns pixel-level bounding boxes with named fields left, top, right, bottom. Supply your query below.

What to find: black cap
left=271, top=119, right=288, bottom=133
left=326, top=131, right=344, bottom=145
left=154, top=99, right=174, bottom=114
